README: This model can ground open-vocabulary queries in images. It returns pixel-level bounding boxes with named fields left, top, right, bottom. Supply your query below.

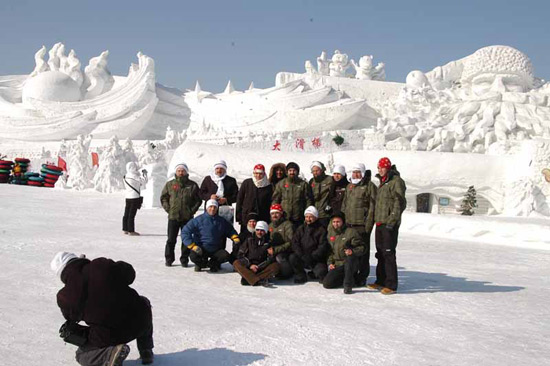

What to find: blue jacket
left=181, top=212, right=239, bottom=253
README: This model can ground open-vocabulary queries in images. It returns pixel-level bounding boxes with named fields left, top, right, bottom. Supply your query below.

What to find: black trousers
left=348, top=224, right=371, bottom=284
left=122, top=198, right=141, bottom=232
left=165, top=219, right=190, bottom=263
left=288, top=253, right=328, bottom=281
left=75, top=296, right=153, bottom=366
left=274, top=253, right=293, bottom=279
left=322, top=256, right=359, bottom=289
left=189, top=249, right=231, bottom=268
left=374, top=224, right=399, bottom=290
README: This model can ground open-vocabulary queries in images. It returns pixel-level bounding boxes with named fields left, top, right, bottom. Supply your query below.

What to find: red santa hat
left=270, top=204, right=283, bottom=214
left=378, top=157, right=392, bottom=169
left=253, top=164, right=265, bottom=173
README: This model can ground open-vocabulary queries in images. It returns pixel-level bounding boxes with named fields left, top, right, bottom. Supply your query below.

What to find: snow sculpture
left=329, top=50, right=350, bottom=77
left=350, top=55, right=386, bottom=81
left=121, top=138, right=138, bottom=167
left=67, top=134, right=94, bottom=190
left=317, top=51, right=330, bottom=76
left=305, top=60, right=316, bottom=75
left=378, top=45, right=550, bottom=154
left=82, top=51, right=115, bottom=99
left=93, top=136, right=125, bottom=193
left=29, top=46, right=49, bottom=77
left=0, top=44, right=160, bottom=141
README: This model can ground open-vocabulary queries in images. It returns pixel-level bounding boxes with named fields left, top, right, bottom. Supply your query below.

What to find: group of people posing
left=158, top=157, right=407, bottom=295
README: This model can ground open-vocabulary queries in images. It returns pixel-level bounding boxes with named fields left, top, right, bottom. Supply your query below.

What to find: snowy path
left=1, top=185, right=549, bottom=366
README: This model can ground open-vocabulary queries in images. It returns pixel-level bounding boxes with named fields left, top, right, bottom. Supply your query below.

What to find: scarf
left=329, top=175, right=349, bottom=197
left=253, top=175, right=270, bottom=188
left=210, top=172, right=226, bottom=198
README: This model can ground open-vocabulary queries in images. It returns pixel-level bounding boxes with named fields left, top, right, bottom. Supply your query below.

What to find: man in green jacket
left=160, top=163, right=202, bottom=267
left=341, top=163, right=377, bottom=286
left=322, top=212, right=365, bottom=294
left=309, top=161, right=333, bottom=228
left=267, top=204, right=294, bottom=279
left=272, top=162, right=314, bottom=228
left=368, top=157, right=407, bottom=295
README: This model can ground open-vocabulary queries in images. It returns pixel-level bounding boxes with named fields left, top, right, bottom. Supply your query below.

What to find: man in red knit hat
left=368, top=157, right=407, bottom=295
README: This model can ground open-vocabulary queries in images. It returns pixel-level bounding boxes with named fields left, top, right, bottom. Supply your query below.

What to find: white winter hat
left=351, top=163, right=366, bottom=176
left=255, top=221, right=269, bottom=233
left=175, top=163, right=189, bottom=173
left=206, top=199, right=219, bottom=209
left=332, top=164, right=346, bottom=176
left=50, top=252, right=78, bottom=278
left=214, top=160, right=227, bottom=170
left=304, top=206, right=319, bottom=218
left=310, top=161, right=324, bottom=171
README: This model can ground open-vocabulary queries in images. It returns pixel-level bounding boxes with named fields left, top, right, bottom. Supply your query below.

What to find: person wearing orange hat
left=368, top=157, right=407, bottom=295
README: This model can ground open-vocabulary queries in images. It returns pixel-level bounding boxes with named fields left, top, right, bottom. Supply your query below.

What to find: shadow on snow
left=397, top=267, right=524, bottom=294
left=125, top=347, right=266, bottom=366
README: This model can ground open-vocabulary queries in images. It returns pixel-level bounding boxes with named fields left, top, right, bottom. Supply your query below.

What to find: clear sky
left=0, top=0, right=548, bottom=92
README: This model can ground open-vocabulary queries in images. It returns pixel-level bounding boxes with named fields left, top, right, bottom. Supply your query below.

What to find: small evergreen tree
left=332, top=134, right=345, bottom=146
left=458, top=186, right=477, bottom=216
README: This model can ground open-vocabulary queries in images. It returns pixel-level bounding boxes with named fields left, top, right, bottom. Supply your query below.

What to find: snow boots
left=107, top=344, right=130, bottom=366
left=139, top=349, right=154, bottom=365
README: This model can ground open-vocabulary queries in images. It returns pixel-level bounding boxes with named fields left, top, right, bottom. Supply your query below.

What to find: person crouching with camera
left=51, top=252, right=154, bottom=366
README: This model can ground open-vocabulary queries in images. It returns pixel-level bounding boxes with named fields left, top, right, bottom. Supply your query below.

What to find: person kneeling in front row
left=182, top=199, right=240, bottom=272
left=233, top=221, right=280, bottom=286
left=322, top=212, right=365, bottom=294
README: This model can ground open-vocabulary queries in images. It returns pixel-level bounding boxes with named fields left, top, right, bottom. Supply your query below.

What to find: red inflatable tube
left=43, top=164, right=63, bottom=172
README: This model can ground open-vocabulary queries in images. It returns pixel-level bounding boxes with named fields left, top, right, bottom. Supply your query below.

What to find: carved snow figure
left=67, top=134, right=94, bottom=191
left=305, top=60, right=316, bottom=75
left=57, top=43, right=69, bottom=73
left=47, top=42, right=62, bottom=71
left=317, top=51, right=330, bottom=76
left=350, top=56, right=386, bottom=81
left=65, top=49, right=83, bottom=87
left=379, top=45, right=550, bottom=154
left=29, top=46, right=49, bottom=77
left=82, top=51, right=115, bottom=99
left=329, top=50, right=349, bottom=77
left=93, top=136, right=125, bottom=193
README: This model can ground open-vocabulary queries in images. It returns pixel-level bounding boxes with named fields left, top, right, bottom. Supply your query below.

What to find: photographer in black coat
left=52, top=252, right=154, bottom=366
left=289, top=206, right=330, bottom=283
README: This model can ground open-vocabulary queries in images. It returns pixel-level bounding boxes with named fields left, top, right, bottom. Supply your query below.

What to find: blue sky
left=0, top=0, right=548, bottom=91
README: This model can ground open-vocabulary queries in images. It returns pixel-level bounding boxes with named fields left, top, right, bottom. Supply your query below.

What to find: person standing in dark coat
left=51, top=252, right=154, bottom=366
left=368, top=157, right=407, bottom=295
left=309, top=161, right=333, bottom=228
left=160, top=163, right=202, bottom=267
left=341, top=163, right=377, bottom=287
left=272, top=162, right=314, bottom=228
left=236, top=164, right=273, bottom=233
left=289, top=206, right=330, bottom=283
left=233, top=221, right=280, bottom=286
left=199, top=160, right=239, bottom=215
left=268, top=163, right=287, bottom=187
left=327, top=164, right=349, bottom=216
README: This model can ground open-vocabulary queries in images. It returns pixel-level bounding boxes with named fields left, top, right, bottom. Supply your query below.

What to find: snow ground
left=1, top=185, right=549, bottom=366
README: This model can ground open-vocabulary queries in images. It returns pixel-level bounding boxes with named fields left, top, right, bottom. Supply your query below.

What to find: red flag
left=57, top=156, right=67, bottom=172
left=91, top=152, right=99, bottom=167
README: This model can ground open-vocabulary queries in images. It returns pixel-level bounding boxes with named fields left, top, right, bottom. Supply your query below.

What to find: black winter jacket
left=56, top=258, right=151, bottom=348
left=236, top=178, right=273, bottom=224
left=237, top=236, right=272, bottom=268
left=291, top=221, right=330, bottom=263
left=199, top=175, right=239, bottom=206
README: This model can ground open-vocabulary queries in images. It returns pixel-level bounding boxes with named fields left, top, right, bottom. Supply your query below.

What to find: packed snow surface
left=1, top=185, right=549, bottom=366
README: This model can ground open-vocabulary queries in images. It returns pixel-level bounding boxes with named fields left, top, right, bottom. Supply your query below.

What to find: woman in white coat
left=123, top=162, right=148, bottom=236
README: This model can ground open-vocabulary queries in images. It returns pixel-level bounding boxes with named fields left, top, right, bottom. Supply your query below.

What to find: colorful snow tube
left=0, top=169, right=10, bottom=174
left=28, top=176, right=45, bottom=182
left=27, top=180, right=43, bottom=187
left=42, top=164, right=63, bottom=172
left=41, top=167, right=63, bottom=176
left=43, top=183, right=55, bottom=188
left=24, top=172, right=40, bottom=177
